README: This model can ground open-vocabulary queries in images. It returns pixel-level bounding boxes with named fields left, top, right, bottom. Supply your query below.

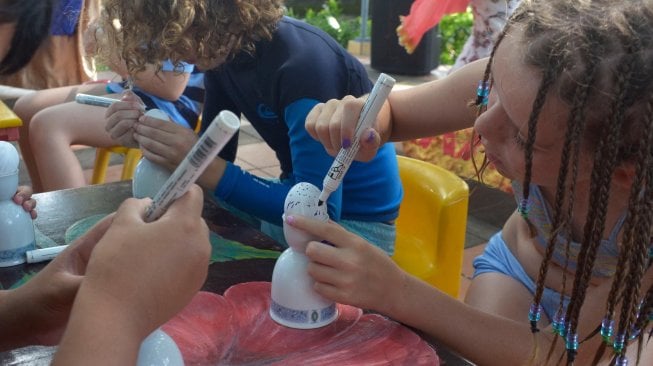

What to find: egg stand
left=269, top=183, right=337, bottom=329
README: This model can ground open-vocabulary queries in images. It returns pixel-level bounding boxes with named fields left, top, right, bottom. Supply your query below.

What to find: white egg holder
left=269, top=182, right=337, bottom=329
left=0, top=142, right=36, bottom=267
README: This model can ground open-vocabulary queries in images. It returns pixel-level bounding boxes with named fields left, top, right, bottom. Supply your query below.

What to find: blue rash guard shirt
left=203, top=17, right=402, bottom=227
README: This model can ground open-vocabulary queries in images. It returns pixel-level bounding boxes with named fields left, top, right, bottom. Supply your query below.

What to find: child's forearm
left=198, top=157, right=227, bottom=192
left=52, top=285, right=146, bottom=365
left=0, top=290, right=32, bottom=351
left=383, top=275, right=554, bottom=366
left=388, top=59, right=486, bottom=142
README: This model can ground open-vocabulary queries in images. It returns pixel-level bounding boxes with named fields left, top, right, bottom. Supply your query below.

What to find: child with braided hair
left=296, top=0, right=653, bottom=364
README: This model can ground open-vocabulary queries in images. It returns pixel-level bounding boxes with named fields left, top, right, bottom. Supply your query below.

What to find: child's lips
left=480, top=140, right=504, bottom=169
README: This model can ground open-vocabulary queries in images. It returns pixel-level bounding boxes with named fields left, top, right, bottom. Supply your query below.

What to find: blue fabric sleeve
left=215, top=162, right=292, bottom=225
left=214, top=98, right=342, bottom=225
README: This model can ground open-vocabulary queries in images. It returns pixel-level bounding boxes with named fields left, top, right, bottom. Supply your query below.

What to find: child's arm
left=52, top=186, right=210, bottom=365
left=285, top=215, right=565, bottom=366
left=305, top=58, right=486, bottom=161
left=387, top=58, right=485, bottom=141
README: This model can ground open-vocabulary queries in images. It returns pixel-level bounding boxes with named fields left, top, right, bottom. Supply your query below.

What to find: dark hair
left=476, top=0, right=653, bottom=364
left=0, top=0, right=55, bottom=75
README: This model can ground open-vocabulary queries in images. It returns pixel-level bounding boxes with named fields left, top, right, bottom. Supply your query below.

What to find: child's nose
left=473, top=111, right=499, bottom=142
left=473, top=106, right=511, bottom=144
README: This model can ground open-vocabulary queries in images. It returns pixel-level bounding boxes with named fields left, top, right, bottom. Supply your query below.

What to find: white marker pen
left=25, top=245, right=68, bottom=264
left=144, top=110, right=240, bottom=222
left=75, top=93, right=119, bottom=107
left=318, top=73, right=396, bottom=205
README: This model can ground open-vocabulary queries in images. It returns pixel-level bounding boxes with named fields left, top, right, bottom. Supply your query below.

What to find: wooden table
left=0, top=181, right=474, bottom=365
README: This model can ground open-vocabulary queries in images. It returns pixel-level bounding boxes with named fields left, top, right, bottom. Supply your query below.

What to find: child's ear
left=613, top=163, right=636, bottom=188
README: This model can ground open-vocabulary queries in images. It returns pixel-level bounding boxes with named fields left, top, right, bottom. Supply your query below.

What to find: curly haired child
left=98, top=0, right=403, bottom=253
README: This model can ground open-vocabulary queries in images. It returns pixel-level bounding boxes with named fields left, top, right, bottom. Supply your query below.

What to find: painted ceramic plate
left=163, top=282, right=439, bottom=365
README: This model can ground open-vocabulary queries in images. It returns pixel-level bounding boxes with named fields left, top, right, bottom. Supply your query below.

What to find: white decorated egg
left=283, top=182, right=328, bottom=221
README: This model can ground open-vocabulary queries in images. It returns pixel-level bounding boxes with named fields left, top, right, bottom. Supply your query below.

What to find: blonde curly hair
left=99, top=0, right=284, bottom=74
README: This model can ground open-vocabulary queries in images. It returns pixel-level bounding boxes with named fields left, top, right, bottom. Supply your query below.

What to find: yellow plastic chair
left=392, top=155, right=469, bottom=298
left=91, top=146, right=142, bottom=184
left=91, top=115, right=203, bottom=184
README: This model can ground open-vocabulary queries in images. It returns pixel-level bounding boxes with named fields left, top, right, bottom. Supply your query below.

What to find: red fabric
left=397, top=0, right=470, bottom=53
left=163, top=282, right=439, bottom=365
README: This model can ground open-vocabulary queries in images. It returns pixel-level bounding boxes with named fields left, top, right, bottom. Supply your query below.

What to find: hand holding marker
left=144, top=110, right=240, bottom=221
left=25, top=110, right=241, bottom=263
left=318, top=73, right=396, bottom=205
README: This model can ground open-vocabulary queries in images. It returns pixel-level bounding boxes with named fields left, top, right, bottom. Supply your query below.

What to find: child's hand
left=134, top=113, right=199, bottom=171
left=13, top=185, right=37, bottom=219
left=78, top=185, right=210, bottom=336
left=105, top=90, right=146, bottom=148
left=305, top=95, right=383, bottom=162
left=284, top=215, right=406, bottom=315
left=51, top=185, right=210, bottom=365
left=6, top=212, right=114, bottom=347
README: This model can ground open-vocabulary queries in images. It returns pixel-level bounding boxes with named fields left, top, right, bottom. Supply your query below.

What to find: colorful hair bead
left=613, top=333, right=626, bottom=353
left=552, top=311, right=566, bottom=336
left=566, top=331, right=579, bottom=351
left=518, top=198, right=531, bottom=219
left=629, top=325, right=641, bottom=340
left=528, top=303, right=542, bottom=332
left=566, top=331, right=579, bottom=363
left=615, top=354, right=629, bottom=366
left=476, top=80, right=490, bottom=106
left=600, top=317, right=614, bottom=342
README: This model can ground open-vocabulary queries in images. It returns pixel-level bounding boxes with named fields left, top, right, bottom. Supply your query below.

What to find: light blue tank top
left=512, top=181, right=628, bottom=277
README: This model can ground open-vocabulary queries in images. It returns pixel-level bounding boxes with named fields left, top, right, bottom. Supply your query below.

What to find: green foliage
left=438, top=9, right=474, bottom=65
left=285, top=0, right=360, bottom=16
left=287, top=0, right=363, bottom=48
left=290, top=1, right=473, bottom=66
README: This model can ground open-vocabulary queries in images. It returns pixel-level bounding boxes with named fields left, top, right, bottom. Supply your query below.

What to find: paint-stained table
left=0, top=180, right=474, bottom=366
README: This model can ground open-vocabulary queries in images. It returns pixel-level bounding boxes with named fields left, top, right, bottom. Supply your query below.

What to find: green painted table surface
left=0, top=180, right=474, bottom=366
